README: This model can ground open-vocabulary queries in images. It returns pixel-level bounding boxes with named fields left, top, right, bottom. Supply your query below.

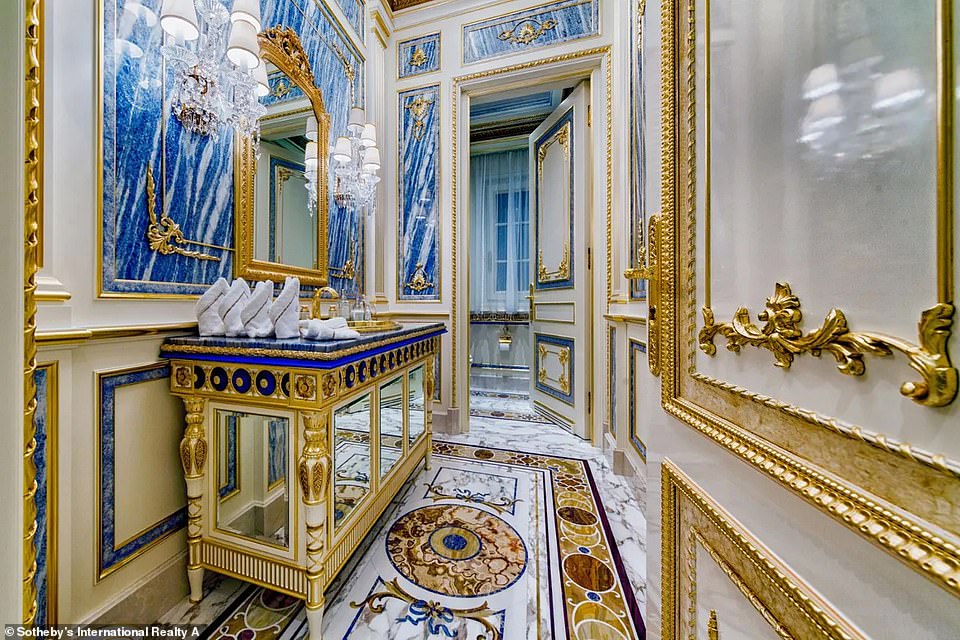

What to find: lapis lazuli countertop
left=159, top=323, right=446, bottom=369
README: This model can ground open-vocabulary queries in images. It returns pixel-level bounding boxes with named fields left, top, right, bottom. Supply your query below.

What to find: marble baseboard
left=94, top=553, right=189, bottom=625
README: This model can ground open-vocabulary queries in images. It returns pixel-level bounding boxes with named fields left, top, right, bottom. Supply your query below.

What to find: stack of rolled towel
left=194, top=277, right=360, bottom=341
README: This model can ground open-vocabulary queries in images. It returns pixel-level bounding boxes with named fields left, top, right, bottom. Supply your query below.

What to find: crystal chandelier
left=159, top=0, right=268, bottom=146
left=331, top=107, right=381, bottom=213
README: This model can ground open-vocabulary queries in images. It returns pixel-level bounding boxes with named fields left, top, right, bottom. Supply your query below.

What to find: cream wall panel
left=693, top=542, right=782, bottom=640
left=60, top=337, right=186, bottom=623
left=646, top=424, right=960, bottom=639
left=113, top=378, right=185, bottom=549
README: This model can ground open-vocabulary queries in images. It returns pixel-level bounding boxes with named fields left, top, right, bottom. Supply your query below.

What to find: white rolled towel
left=298, top=317, right=359, bottom=341
left=270, top=277, right=301, bottom=339
left=196, top=277, right=229, bottom=336
left=241, top=280, right=275, bottom=338
left=220, top=278, right=250, bottom=337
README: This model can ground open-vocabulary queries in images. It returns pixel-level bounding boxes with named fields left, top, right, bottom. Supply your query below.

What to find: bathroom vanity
left=159, top=323, right=443, bottom=638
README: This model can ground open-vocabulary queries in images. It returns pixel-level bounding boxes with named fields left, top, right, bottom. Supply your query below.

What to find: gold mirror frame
left=235, top=26, right=331, bottom=286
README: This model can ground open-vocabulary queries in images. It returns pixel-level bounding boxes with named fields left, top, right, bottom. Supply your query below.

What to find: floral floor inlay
left=161, top=418, right=646, bottom=640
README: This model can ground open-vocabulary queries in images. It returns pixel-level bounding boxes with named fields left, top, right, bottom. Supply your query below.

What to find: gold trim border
left=659, top=0, right=960, bottom=597
left=37, top=322, right=197, bottom=347
left=23, top=0, right=42, bottom=622
left=661, top=459, right=864, bottom=640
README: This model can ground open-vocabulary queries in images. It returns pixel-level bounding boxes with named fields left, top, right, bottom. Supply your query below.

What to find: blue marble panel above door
left=461, top=0, right=599, bottom=66
left=99, top=0, right=365, bottom=297
left=397, top=33, right=440, bottom=79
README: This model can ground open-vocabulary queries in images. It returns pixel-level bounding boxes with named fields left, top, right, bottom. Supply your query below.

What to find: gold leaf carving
left=498, top=18, right=558, bottom=45
left=699, top=282, right=957, bottom=407
left=145, top=165, right=220, bottom=262
left=405, top=263, right=434, bottom=293
left=405, top=95, right=434, bottom=141
left=409, top=46, right=428, bottom=68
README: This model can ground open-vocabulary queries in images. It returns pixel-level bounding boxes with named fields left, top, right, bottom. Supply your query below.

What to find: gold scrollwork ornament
left=405, top=96, right=434, bottom=141
left=409, top=46, right=428, bottom=68
left=699, top=282, right=957, bottom=407
left=145, top=165, right=220, bottom=262
left=498, top=19, right=557, bottom=45
left=405, top=263, right=435, bottom=293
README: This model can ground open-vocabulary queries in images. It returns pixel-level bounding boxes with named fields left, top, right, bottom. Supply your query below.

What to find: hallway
left=159, top=405, right=647, bottom=639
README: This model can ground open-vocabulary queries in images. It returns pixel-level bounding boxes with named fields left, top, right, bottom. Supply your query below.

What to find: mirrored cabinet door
left=214, top=410, right=290, bottom=549
left=379, top=376, right=405, bottom=480
left=408, top=366, right=425, bottom=446
left=333, top=393, right=372, bottom=529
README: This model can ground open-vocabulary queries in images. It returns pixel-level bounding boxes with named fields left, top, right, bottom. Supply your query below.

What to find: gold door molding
left=536, top=119, right=573, bottom=285
left=659, top=0, right=960, bottom=597
left=662, top=460, right=864, bottom=640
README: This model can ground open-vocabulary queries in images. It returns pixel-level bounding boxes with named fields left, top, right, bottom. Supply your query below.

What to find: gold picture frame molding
left=659, top=0, right=960, bottom=598
left=234, top=26, right=332, bottom=287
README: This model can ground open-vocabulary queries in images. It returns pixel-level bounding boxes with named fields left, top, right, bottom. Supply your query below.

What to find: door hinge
left=587, top=104, right=592, bottom=127
left=587, top=391, right=592, bottom=414
left=587, top=247, right=592, bottom=270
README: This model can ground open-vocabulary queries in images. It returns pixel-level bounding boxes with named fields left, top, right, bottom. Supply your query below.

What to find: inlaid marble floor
left=159, top=411, right=647, bottom=639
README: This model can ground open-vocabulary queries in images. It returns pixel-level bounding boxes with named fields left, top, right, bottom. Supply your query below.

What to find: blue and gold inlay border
left=33, top=362, right=58, bottom=625
left=628, top=339, right=647, bottom=461
left=398, top=33, right=441, bottom=79
left=462, top=0, right=599, bottom=65
left=535, top=332, right=574, bottom=404
left=96, top=362, right=187, bottom=579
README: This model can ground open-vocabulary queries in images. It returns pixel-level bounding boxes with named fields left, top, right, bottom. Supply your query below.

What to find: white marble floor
left=159, top=407, right=647, bottom=636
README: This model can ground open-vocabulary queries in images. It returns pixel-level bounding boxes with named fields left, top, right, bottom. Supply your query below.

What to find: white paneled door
left=528, top=81, right=592, bottom=438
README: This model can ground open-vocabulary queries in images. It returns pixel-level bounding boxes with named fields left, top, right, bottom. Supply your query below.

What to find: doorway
left=464, top=76, right=595, bottom=440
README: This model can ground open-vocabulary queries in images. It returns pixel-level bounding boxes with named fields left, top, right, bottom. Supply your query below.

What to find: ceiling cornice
left=389, top=0, right=437, bottom=11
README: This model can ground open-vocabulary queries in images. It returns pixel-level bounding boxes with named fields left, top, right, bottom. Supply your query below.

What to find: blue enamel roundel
left=232, top=369, right=252, bottom=394
left=256, top=370, right=276, bottom=396
left=211, top=367, right=228, bottom=392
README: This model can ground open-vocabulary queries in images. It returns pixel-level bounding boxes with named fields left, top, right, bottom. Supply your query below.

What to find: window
left=494, top=190, right=529, bottom=293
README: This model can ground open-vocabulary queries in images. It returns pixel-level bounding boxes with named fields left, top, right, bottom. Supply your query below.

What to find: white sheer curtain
left=470, top=148, right=530, bottom=313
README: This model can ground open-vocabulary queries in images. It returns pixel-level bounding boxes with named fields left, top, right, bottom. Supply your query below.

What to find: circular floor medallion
left=386, top=504, right=527, bottom=597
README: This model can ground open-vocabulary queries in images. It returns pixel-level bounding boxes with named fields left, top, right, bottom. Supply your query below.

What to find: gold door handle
left=527, top=284, right=534, bottom=317
left=624, top=215, right=662, bottom=377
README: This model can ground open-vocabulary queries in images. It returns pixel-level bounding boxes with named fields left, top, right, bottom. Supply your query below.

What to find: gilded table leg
left=299, top=411, right=330, bottom=640
left=180, top=396, right=207, bottom=603
left=425, top=356, right=435, bottom=471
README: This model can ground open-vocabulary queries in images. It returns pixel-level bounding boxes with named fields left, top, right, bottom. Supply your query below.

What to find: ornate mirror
left=235, top=26, right=331, bottom=286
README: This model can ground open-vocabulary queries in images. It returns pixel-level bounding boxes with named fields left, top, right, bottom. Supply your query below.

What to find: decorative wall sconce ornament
left=159, top=0, right=267, bottom=148
left=331, top=108, right=381, bottom=214
left=405, top=263, right=434, bottom=293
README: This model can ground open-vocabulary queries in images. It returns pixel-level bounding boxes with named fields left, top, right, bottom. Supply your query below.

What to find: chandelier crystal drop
left=332, top=107, right=381, bottom=214
left=160, top=0, right=267, bottom=149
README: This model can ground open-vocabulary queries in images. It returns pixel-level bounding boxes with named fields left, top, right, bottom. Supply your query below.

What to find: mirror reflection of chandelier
left=331, top=107, right=381, bottom=214
left=159, top=0, right=268, bottom=145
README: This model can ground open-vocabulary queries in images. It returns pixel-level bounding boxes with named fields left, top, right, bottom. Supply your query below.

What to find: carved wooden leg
left=180, top=396, right=207, bottom=603
left=424, top=356, right=435, bottom=471
left=299, top=411, right=330, bottom=640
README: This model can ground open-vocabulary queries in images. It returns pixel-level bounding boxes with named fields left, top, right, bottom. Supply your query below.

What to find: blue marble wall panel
left=398, top=85, right=440, bottom=301
left=534, top=333, right=574, bottom=404
left=462, top=0, right=599, bottom=65
left=98, top=363, right=187, bottom=578
left=219, top=414, right=238, bottom=499
left=33, top=364, right=55, bottom=625
left=101, top=0, right=364, bottom=296
left=628, top=340, right=647, bottom=461
left=629, top=4, right=647, bottom=300
left=331, top=0, right=364, bottom=37
left=268, top=418, right=288, bottom=487
left=534, top=109, right=575, bottom=291
left=398, top=33, right=440, bottom=79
